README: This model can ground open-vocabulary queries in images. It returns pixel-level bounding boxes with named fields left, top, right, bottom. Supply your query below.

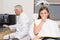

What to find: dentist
left=3, top=5, right=30, bottom=40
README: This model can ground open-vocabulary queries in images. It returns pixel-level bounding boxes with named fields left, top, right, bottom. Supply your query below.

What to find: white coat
left=3, top=12, right=30, bottom=40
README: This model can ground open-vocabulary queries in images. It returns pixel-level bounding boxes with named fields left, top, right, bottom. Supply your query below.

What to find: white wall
left=0, top=0, right=3, bottom=14
left=1, top=0, right=34, bottom=22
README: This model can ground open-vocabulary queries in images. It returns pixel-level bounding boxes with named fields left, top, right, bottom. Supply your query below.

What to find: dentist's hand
left=3, top=24, right=9, bottom=27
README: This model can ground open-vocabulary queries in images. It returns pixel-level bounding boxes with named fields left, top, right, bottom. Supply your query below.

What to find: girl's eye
left=45, top=12, right=46, bottom=14
left=41, top=13, right=43, bottom=14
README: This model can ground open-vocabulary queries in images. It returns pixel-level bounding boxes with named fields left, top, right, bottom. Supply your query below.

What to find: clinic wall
left=0, top=0, right=3, bottom=14
left=2, top=0, right=34, bottom=22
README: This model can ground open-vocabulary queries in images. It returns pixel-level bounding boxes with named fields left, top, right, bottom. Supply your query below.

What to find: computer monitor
left=0, top=14, right=16, bottom=25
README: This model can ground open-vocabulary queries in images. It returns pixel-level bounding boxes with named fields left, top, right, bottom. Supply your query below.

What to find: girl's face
left=40, top=9, right=49, bottom=19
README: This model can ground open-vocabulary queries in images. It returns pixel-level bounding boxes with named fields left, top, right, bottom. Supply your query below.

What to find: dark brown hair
left=38, top=6, right=50, bottom=19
